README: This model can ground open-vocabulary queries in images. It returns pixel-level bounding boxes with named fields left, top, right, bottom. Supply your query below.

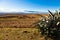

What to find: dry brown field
left=0, top=14, right=49, bottom=28
left=0, top=14, right=52, bottom=40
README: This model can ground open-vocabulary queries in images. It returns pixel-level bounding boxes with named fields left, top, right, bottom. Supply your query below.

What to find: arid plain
left=0, top=14, right=52, bottom=40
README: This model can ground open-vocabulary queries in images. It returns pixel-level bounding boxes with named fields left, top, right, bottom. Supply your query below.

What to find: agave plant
left=36, top=10, right=60, bottom=40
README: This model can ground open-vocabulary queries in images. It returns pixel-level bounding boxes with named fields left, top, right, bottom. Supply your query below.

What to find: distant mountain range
left=0, top=10, right=48, bottom=14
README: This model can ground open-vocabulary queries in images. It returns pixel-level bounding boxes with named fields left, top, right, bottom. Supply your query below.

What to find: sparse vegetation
left=0, top=28, right=49, bottom=40
left=0, top=14, right=51, bottom=40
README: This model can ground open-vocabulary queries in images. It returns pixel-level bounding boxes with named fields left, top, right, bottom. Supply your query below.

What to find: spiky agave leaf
left=36, top=10, right=60, bottom=40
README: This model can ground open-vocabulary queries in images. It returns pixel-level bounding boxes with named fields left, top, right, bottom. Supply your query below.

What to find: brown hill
left=0, top=14, right=49, bottom=28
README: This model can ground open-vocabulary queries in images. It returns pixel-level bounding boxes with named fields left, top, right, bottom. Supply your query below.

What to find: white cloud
left=0, top=0, right=25, bottom=12
left=0, top=8, right=25, bottom=12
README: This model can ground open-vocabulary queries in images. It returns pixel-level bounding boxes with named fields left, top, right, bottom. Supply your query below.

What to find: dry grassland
left=0, top=14, right=52, bottom=40
left=0, top=28, right=52, bottom=40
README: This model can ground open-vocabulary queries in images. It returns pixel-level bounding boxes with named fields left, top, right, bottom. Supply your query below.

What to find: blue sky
left=0, top=0, right=60, bottom=12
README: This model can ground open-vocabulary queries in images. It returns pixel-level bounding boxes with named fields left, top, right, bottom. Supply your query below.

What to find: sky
left=0, top=0, right=60, bottom=12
